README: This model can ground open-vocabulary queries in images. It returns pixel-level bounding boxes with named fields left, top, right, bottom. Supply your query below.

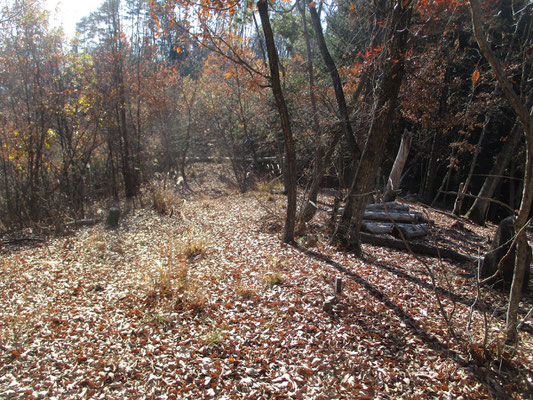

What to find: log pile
left=328, top=202, right=475, bottom=264
left=361, top=203, right=431, bottom=240
left=329, top=202, right=431, bottom=240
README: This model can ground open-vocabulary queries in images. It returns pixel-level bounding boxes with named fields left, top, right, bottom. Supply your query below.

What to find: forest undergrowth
left=1, top=164, right=532, bottom=399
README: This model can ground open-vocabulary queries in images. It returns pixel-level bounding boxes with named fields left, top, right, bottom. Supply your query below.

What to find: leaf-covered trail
left=1, top=184, right=532, bottom=398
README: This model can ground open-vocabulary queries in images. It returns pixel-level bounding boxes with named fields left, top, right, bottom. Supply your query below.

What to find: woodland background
left=0, top=0, right=530, bottom=231
left=1, top=0, right=533, bottom=398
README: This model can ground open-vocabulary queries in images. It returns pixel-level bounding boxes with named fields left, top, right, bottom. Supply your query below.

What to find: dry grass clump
left=183, top=238, right=205, bottom=260
left=146, top=261, right=185, bottom=299
left=152, top=186, right=181, bottom=215
left=143, top=239, right=208, bottom=319
left=265, top=271, right=284, bottom=286
left=236, top=285, right=257, bottom=299
left=256, top=177, right=284, bottom=194
left=180, top=228, right=207, bottom=261
left=203, top=327, right=227, bottom=345
left=178, top=281, right=207, bottom=313
left=86, top=228, right=107, bottom=252
left=144, top=261, right=208, bottom=317
left=263, top=255, right=287, bottom=286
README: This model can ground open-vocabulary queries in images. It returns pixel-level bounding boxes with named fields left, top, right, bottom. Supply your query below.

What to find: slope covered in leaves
left=1, top=165, right=532, bottom=399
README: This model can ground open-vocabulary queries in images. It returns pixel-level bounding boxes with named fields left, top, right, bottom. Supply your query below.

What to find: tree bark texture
left=257, top=0, right=297, bottom=244
left=331, top=0, right=411, bottom=256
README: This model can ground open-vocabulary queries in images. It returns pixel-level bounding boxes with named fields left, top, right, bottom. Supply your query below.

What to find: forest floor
left=1, top=163, right=533, bottom=399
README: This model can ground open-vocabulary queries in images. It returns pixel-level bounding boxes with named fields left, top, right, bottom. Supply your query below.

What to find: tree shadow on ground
left=362, top=256, right=533, bottom=335
left=296, top=245, right=522, bottom=399
left=431, top=226, right=489, bottom=257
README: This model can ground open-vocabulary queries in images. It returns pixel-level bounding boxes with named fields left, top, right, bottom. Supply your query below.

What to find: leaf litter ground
left=1, top=164, right=532, bottom=399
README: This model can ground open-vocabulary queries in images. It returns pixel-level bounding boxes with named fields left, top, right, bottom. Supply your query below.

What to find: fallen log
left=1, top=237, right=45, bottom=246
left=394, top=223, right=429, bottom=240
left=66, top=218, right=102, bottom=228
left=365, top=202, right=410, bottom=212
left=363, top=210, right=427, bottom=223
left=361, top=221, right=394, bottom=235
left=327, top=202, right=410, bottom=215
left=362, top=221, right=429, bottom=239
left=360, top=233, right=477, bottom=264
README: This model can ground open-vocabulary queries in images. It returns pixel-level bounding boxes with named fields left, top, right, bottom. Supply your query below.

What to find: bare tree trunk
left=422, top=63, right=452, bottom=203
left=331, top=0, right=411, bottom=255
left=384, top=129, right=413, bottom=202
left=296, top=0, right=326, bottom=224
left=257, top=0, right=297, bottom=244
left=106, top=131, right=119, bottom=201
left=299, top=126, right=342, bottom=223
left=109, top=1, right=138, bottom=200
left=470, top=0, right=533, bottom=344
left=466, top=121, right=524, bottom=225
left=306, top=0, right=361, bottom=162
left=453, top=113, right=489, bottom=215
left=180, top=102, right=192, bottom=190
left=297, top=0, right=320, bottom=136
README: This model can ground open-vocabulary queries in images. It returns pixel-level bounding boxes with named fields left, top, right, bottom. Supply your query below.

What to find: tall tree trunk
left=423, top=63, right=452, bottom=203
left=257, top=0, right=297, bottom=244
left=299, top=126, right=342, bottom=223
left=180, top=100, right=193, bottom=190
left=306, top=0, right=361, bottom=162
left=470, top=0, right=533, bottom=344
left=106, top=131, right=119, bottom=201
left=297, top=0, right=320, bottom=136
left=453, top=113, right=489, bottom=215
left=119, top=101, right=138, bottom=199
left=110, top=1, right=138, bottom=199
left=296, top=0, right=332, bottom=224
left=331, top=0, right=411, bottom=255
left=466, top=123, right=525, bottom=224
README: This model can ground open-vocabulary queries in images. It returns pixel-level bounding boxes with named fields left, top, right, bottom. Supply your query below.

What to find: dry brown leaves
left=1, top=165, right=532, bottom=399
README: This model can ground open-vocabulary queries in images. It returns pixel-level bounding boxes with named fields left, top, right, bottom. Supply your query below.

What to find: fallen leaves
left=0, top=165, right=532, bottom=398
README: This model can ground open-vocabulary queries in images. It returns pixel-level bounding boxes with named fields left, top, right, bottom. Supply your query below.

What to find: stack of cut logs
left=330, top=202, right=431, bottom=240
left=362, top=202, right=431, bottom=240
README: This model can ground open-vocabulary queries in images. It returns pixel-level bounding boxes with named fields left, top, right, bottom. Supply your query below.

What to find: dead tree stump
left=106, top=207, right=120, bottom=229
